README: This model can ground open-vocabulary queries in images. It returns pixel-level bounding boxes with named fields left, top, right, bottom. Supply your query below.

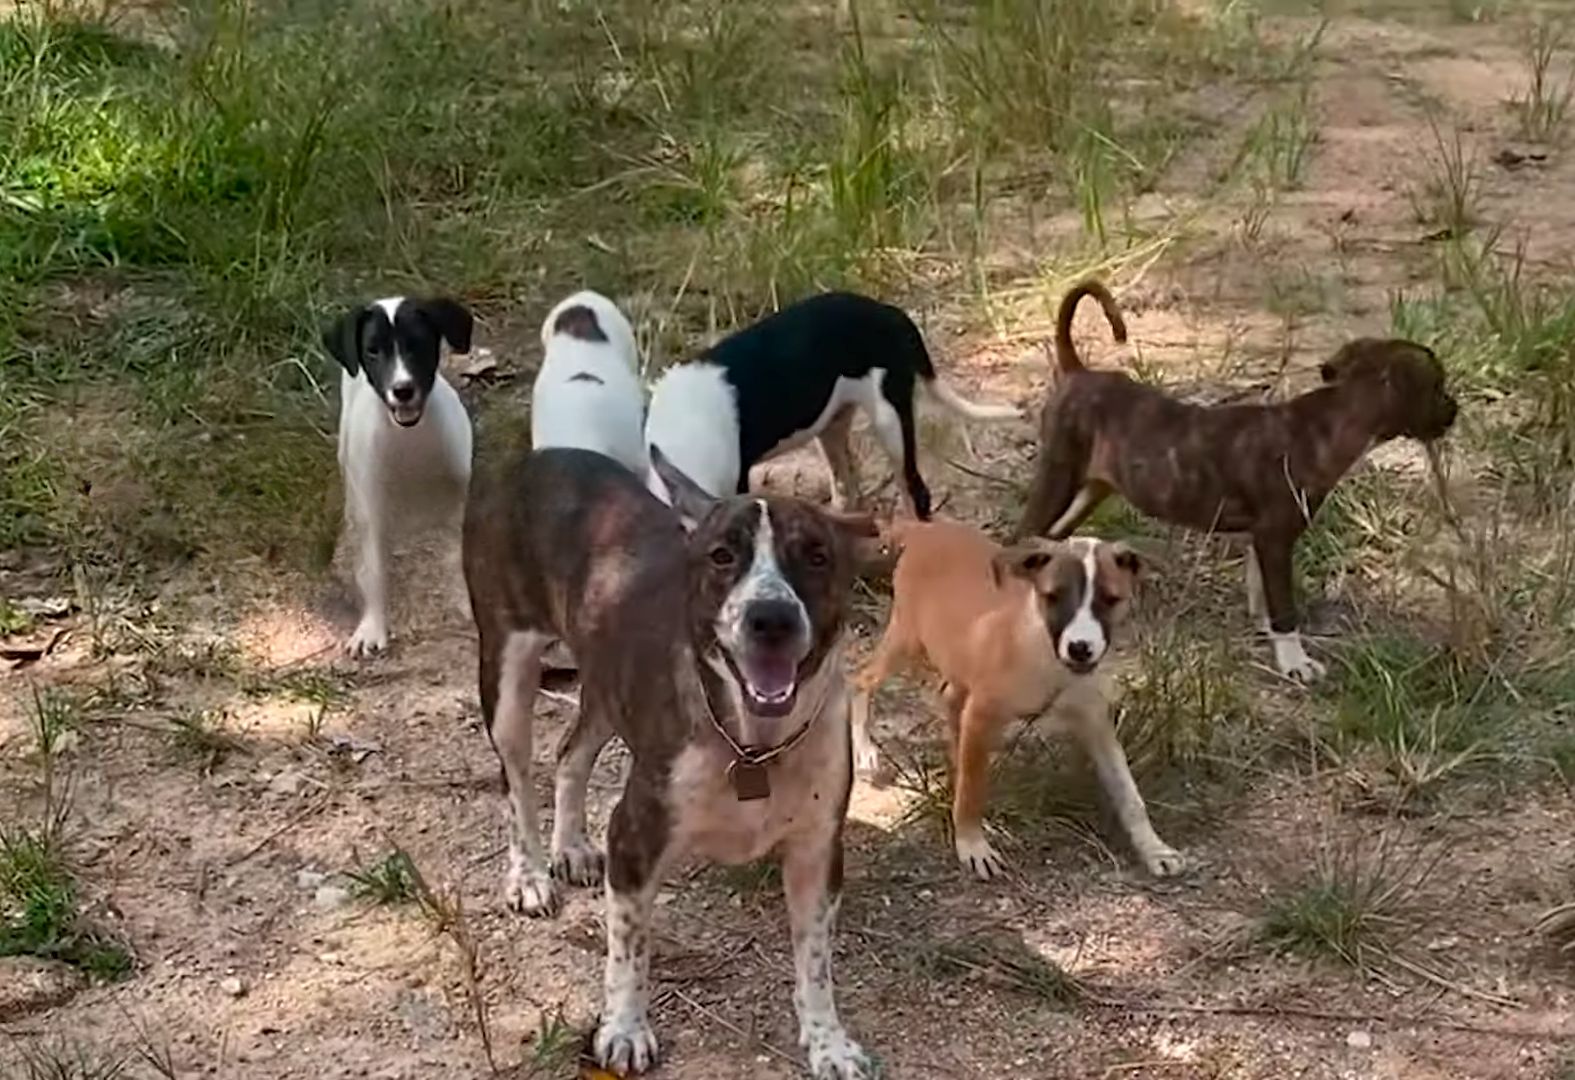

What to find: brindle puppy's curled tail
left=1053, top=279, right=1128, bottom=373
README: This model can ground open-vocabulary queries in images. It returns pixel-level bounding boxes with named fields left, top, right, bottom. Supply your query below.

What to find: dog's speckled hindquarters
left=463, top=444, right=876, bottom=1078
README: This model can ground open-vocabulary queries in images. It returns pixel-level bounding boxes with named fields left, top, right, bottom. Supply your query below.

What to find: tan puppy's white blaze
left=851, top=521, right=1183, bottom=881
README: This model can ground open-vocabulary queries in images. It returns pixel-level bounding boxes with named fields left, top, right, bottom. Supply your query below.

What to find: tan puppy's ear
left=991, top=540, right=1057, bottom=590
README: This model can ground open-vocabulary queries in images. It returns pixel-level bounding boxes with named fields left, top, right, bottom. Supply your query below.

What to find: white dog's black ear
left=650, top=444, right=715, bottom=531
left=321, top=307, right=367, bottom=376
left=411, top=297, right=474, bottom=355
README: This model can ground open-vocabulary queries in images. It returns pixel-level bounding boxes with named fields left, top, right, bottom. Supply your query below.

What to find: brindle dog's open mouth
left=721, top=649, right=803, bottom=719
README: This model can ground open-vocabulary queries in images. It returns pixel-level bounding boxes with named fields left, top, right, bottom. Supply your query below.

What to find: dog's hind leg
left=953, top=696, right=1007, bottom=880
left=1060, top=682, right=1183, bottom=877
left=782, top=829, right=871, bottom=1079
left=817, top=408, right=860, bottom=511
left=550, top=694, right=613, bottom=888
left=869, top=396, right=931, bottom=521
left=483, top=629, right=559, bottom=916
left=1016, top=435, right=1084, bottom=540
left=1251, top=533, right=1325, bottom=683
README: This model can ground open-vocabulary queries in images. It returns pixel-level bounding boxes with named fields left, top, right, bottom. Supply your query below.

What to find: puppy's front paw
left=550, top=840, right=605, bottom=888
left=1140, top=843, right=1187, bottom=879
left=1270, top=633, right=1325, bottom=683
left=805, top=1027, right=874, bottom=1080
left=955, top=833, right=1007, bottom=881
left=345, top=618, right=388, bottom=658
left=503, top=865, right=559, bottom=918
left=594, top=1013, right=659, bottom=1075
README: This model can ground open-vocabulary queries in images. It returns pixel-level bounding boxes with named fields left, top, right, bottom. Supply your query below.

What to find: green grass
left=348, top=850, right=420, bottom=907
left=523, top=1004, right=583, bottom=1078
left=1513, top=15, right=1574, bottom=144
left=1406, top=113, right=1480, bottom=240
left=914, top=930, right=1082, bottom=1007
left=1260, top=825, right=1437, bottom=973
left=0, top=827, right=132, bottom=980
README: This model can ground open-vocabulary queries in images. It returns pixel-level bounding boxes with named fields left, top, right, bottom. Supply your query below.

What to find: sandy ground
left=3, top=7, right=1575, bottom=1080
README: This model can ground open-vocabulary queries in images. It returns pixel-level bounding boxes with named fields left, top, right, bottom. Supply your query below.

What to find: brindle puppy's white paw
left=1141, top=842, right=1187, bottom=879
left=345, top=618, right=388, bottom=658
left=1270, top=632, right=1325, bottom=683
left=594, top=1013, right=659, bottom=1075
left=503, top=865, right=559, bottom=918
left=805, top=1027, right=873, bottom=1080
left=955, top=833, right=1007, bottom=881
left=550, top=840, right=605, bottom=887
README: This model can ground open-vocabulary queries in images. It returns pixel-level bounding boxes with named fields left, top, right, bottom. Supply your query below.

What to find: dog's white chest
left=665, top=716, right=849, bottom=866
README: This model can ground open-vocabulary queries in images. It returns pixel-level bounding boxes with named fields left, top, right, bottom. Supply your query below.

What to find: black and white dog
left=323, top=296, right=475, bottom=656
left=644, top=292, right=1018, bottom=519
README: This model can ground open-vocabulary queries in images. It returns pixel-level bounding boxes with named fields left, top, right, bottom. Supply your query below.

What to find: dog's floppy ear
left=821, top=508, right=880, bottom=541
left=321, top=307, right=367, bottom=376
left=650, top=444, right=715, bottom=532
left=990, top=540, right=1057, bottom=590
left=411, top=297, right=474, bottom=354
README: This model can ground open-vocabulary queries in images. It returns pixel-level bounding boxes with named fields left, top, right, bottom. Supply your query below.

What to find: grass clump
left=1406, top=114, right=1481, bottom=240
left=915, top=930, right=1083, bottom=1007
left=347, top=850, right=420, bottom=907
left=0, top=827, right=132, bottom=981
left=1513, top=16, right=1574, bottom=144
left=1260, top=826, right=1437, bottom=973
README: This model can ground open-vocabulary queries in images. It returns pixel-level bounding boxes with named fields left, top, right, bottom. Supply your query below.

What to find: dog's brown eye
left=1043, top=590, right=1060, bottom=604
left=1098, top=590, right=1123, bottom=607
left=709, top=546, right=735, bottom=568
left=805, top=544, right=830, bottom=569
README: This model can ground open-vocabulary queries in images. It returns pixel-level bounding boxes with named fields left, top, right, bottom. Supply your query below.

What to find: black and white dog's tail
left=909, top=331, right=1021, bottom=421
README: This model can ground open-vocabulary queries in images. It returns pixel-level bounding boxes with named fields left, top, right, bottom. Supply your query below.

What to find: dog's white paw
left=345, top=618, right=388, bottom=658
left=1270, top=633, right=1325, bottom=683
left=1140, top=842, right=1187, bottom=879
left=804, top=1027, right=873, bottom=1080
left=503, top=865, right=559, bottom=918
left=550, top=840, right=605, bottom=888
left=955, top=833, right=1007, bottom=881
left=594, top=1013, right=659, bottom=1075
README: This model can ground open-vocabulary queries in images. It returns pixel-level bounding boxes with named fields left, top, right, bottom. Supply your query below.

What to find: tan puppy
left=851, top=520, right=1183, bottom=881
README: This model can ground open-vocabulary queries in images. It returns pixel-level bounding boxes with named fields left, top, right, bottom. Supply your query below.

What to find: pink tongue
left=743, top=654, right=796, bottom=697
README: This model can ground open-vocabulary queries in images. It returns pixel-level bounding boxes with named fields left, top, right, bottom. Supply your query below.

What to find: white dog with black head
left=323, top=296, right=476, bottom=657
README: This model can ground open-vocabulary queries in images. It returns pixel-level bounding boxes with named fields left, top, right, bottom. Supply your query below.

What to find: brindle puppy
left=1018, top=280, right=1458, bottom=681
left=463, top=444, right=875, bottom=1079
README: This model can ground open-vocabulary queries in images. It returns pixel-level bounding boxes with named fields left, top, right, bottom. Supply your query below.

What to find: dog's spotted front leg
left=595, top=793, right=666, bottom=1075
left=783, top=836, right=871, bottom=1080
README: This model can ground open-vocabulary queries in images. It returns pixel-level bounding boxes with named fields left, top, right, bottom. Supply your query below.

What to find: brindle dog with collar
left=1017, top=280, right=1458, bottom=681
left=463, top=444, right=876, bottom=1079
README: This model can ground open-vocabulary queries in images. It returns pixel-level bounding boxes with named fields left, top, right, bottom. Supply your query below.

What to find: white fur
left=1271, top=630, right=1325, bottom=682
left=1058, top=540, right=1108, bottom=667
left=643, top=362, right=741, bottom=502
left=337, top=296, right=473, bottom=657
left=531, top=290, right=648, bottom=475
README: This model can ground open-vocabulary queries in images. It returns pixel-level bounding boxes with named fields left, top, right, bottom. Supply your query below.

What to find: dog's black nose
left=1065, top=640, right=1093, bottom=664
left=391, top=383, right=416, bottom=403
left=745, top=600, right=801, bottom=646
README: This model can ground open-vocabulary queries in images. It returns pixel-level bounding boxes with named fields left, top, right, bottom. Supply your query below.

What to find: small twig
left=1383, top=952, right=1523, bottom=1009
left=941, top=455, right=1023, bottom=490
left=669, top=989, right=799, bottom=1067
left=1081, top=993, right=1564, bottom=1040
left=225, top=796, right=328, bottom=868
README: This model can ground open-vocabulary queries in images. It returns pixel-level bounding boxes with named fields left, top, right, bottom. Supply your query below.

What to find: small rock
left=314, top=884, right=352, bottom=911
left=1346, top=1030, right=1372, bottom=1050
left=296, top=869, right=327, bottom=890
left=268, top=770, right=305, bottom=796
left=220, top=976, right=247, bottom=999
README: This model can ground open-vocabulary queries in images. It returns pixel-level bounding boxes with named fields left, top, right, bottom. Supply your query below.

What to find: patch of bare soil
left=4, top=10, right=1574, bottom=1080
